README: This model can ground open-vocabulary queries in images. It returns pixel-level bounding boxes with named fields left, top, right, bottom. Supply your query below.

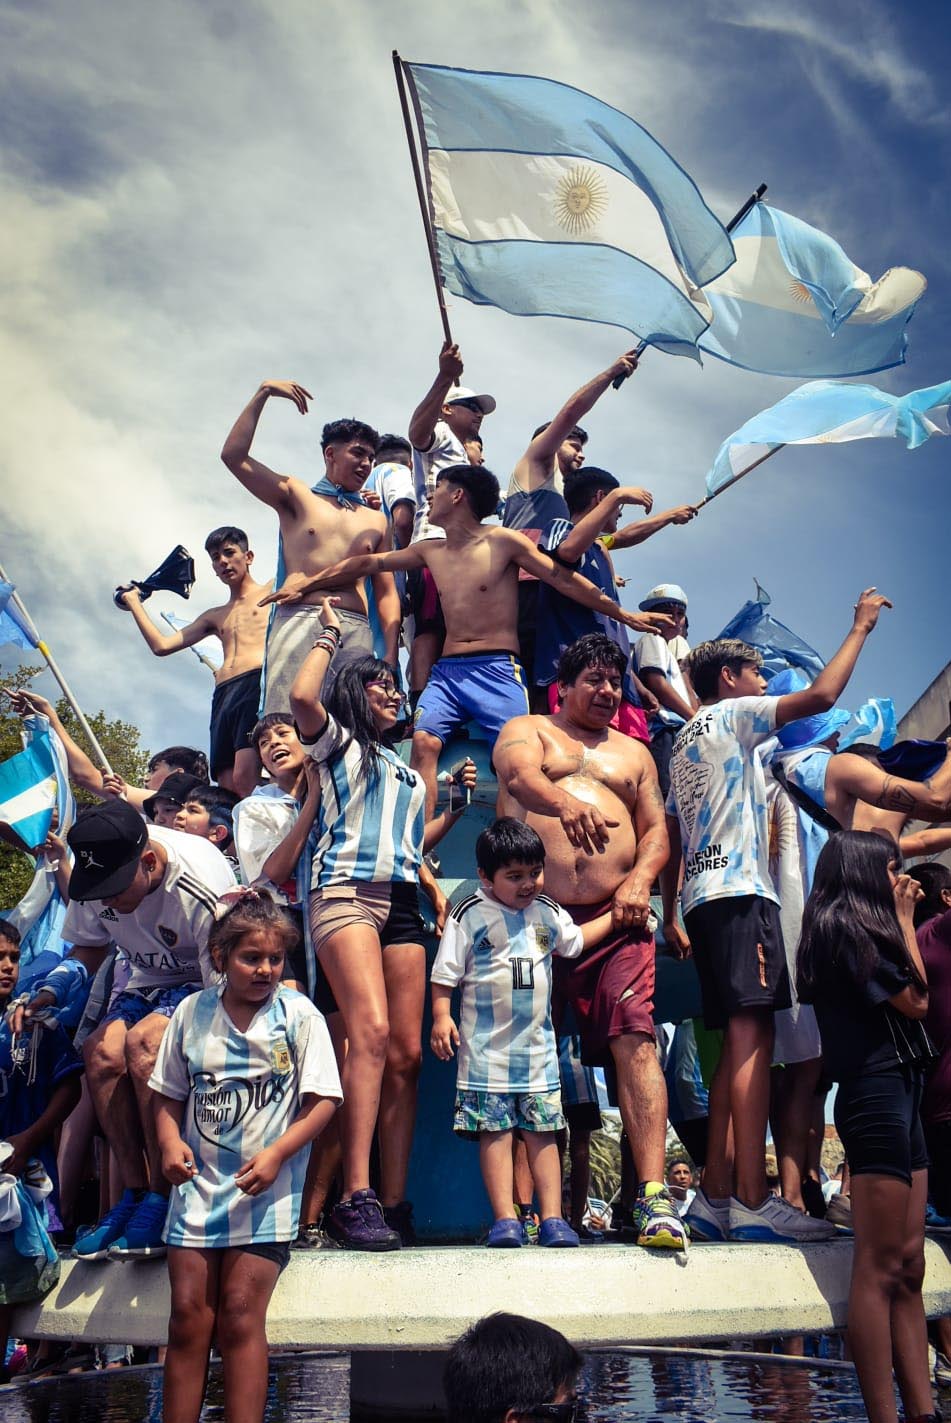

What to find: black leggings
left=834, top=1065, right=928, bottom=1186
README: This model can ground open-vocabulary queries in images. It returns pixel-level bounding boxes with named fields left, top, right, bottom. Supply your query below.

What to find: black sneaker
left=382, top=1200, right=417, bottom=1246
left=326, top=1189, right=400, bottom=1252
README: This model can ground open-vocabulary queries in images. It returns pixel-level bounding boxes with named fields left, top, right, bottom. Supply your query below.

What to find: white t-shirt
left=150, top=984, right=342, bottom=1246
left=411, top=419, right=466, bottom=542
left=233, top=784, right=299, bottom=902
left=365, top=461, right=416, bottom=522
left=61, top=826, right=237, bottom=991
left=431, top=888, right=584, bottom=1093
left=666, top=696, right=780, bottom=915
left=634, top=633, right=692, bottom=729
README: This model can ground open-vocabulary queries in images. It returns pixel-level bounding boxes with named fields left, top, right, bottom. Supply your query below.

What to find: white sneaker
left=729, top=1195, right=837, bottom=1244
left=683, top=1187, right=730, bottom=1243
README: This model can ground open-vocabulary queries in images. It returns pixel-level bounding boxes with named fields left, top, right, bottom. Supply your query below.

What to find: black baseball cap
left=67, top=801, right=149, bottom=902
left=142, top=771, right=203, bottom=821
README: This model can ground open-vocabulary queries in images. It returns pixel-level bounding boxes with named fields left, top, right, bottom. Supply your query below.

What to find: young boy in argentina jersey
left=430, top=819, right=612, bottom=1248
left=659, top=589, right=891, bottom=1247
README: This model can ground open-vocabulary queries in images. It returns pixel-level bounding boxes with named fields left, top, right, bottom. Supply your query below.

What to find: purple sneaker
left=326, top=1189, right=400, bottom=1252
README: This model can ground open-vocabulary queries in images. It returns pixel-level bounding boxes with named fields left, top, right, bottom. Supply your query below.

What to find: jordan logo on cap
left=80, top=850, right=104, bottom=869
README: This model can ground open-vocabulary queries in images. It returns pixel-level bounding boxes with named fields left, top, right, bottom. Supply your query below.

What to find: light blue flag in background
left=706, top=378, right=951, bottom=496
left=404, top=63, right=734, bottom=360
left=0, top=581, right=38, bottom=652
left=699, top=203, right=926, bottom=377
left=716, top=583, right=825, bottom=681
left=6, top=714, right=75, bottom=964
left=0, top=730, right=57, bottom=854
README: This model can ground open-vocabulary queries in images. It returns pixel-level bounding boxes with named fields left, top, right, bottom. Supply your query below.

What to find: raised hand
left=438, top=341, right=464, bottom=382
left=852, top=587, right=892, bottom=634
left=261, top=380, right=313, bottom=414
left=609, top=350, right=640, bottom=382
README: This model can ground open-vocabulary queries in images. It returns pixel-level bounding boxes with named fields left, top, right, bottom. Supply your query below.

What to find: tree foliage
left=0, top=663, right=150, bottom=911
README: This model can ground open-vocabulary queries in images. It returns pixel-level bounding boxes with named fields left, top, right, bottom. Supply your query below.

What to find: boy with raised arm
left=116, top=526, right=267, bottom=796
left=263, top=465, right=674, bottom=817
left=661, top=588, right=892, bottom=1246
left=220, top=381, right=400, bottom=711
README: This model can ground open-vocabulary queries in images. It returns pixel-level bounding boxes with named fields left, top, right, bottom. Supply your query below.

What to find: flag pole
left=612, top=181, right=768, bottom=390
left=694, top=443, right=787, bottom=509
left=393, top=51, right=454, bottom=345
left=0, top=562, right=113, bottom=773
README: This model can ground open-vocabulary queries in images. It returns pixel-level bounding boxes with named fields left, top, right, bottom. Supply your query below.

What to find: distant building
left=898, top=660, right=951, bottom=869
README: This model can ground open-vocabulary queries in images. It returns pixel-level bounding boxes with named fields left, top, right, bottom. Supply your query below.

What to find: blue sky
left=2, top=0, right=949, bottom=760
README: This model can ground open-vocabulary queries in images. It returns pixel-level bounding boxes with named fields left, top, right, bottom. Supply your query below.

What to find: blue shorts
left=454, top=1088, right=565, bottom=1138
left=103, top=983, right=198, bottom=1027
left=414, top=651, right=529, bottom=746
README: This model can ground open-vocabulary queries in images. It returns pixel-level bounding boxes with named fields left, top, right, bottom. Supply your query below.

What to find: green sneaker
left=632, top=1186, right=689, bottom=1250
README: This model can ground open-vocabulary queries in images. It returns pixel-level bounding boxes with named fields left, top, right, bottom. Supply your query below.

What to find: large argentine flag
left=403, top=63, right=734, bottom=360
left=699, top=203, right=925, bottom=377
left=706, top=378, right=951, bottom=496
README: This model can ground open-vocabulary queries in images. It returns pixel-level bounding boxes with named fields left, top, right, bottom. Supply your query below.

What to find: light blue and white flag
left=706, top=378, right=951, bottom=496
left=160, top=611, right=222, bottom=672
left=0, top=582, right=38, bottom=653
left=6, top=714, right=75, bottom=965
left=699, top=203, right=926, bottom=377
left=840, top=698, right=897, bottom=751
left=0, top=728, right=58, bottom=854
left=403, top=63, right=734, bottom=359
left=717, top=583, right=825, bottom=682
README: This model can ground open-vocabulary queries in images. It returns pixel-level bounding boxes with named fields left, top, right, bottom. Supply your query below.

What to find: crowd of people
left=1, top=342, right=949, bottom=1423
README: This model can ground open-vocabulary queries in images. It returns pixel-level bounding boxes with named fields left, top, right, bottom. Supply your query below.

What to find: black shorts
left=834, top=1066, right=928, bottom=1186
left=683, top=895, right=791, bottom=1030
left=209, top=668, right=262, bottom=778
left=406, top=566, right=445, bottom=639
left=564, top=1100, right=603, bottom=1134
left=242, top=1240, right=291, bottom=1272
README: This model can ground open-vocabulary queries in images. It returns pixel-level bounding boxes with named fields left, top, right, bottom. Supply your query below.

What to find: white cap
left=445, top=385, right=497, bottom=415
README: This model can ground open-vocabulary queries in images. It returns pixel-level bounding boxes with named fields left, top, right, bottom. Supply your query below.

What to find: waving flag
left=706, top=378, right=951, bottom=496
left=6, top=714, right=75, bottom=965
left=699, top=203, right=925, bottom=377
left=0, top=582, right=39, bottom=652
left=160, top=611, right=223, bottom=672
left=0, top=731, right=58, bottom=855
left=717, top=583, right=825, bottom=682
left=402, top=62, right=734, bottom=359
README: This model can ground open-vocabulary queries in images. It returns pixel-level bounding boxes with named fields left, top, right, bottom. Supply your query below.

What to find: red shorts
left=545, top=686, right=649, bottom=743
left=552, top=900, right=656, bottom=1066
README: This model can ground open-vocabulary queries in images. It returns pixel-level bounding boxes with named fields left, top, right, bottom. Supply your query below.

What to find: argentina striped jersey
left=302, top=713, right=425, bottom=888
left=150, top=984, right=342, bottom=1247
left=432, top=888, right=584, bottom=1092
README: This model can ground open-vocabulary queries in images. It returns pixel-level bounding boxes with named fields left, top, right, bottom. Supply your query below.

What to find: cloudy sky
left=3, top=0, right=949, bottom=764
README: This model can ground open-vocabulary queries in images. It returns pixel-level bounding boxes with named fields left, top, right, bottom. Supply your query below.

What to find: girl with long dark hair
left=290, top=599, right=473, bottom=1250
left=797, top=830, right=937, bottom=1423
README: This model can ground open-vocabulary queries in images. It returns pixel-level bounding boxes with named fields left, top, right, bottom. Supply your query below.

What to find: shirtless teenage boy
left=264, top=465, right=674, bottom=816
left=492, top=632, right=687, bottom=1251
left=117, top=526, right=267, bottom=796
left=220, top=381, right=399, bottom=713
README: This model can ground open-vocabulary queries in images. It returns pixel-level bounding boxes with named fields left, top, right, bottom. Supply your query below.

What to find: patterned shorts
left=103, top=983, right=198, bottom=1028
left=453, top=1088, right=565, bottom=1139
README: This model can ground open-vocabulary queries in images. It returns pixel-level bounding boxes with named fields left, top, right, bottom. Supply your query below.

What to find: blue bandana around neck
left=311, top=476, right=366, bottom=508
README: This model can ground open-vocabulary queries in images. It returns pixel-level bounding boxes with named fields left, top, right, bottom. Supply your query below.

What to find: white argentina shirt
left=666, top=696, right=780, bottom=915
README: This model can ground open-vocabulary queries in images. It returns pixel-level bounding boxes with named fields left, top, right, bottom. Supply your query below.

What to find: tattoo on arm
left=495, top=738, right=531, bottom=753
left=645, top=783, right=666, bottom=809
left=876, top=778, right=916, bottom=814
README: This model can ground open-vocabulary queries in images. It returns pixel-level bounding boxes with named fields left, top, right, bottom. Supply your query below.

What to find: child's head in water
left=209, top=891, right=299, bottom=1007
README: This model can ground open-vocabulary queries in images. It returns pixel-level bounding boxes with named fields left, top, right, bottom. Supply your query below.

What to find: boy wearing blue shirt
left=430, top=819, right=611, bottom=1248
left=662, top=588, right=891, bottom=1245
